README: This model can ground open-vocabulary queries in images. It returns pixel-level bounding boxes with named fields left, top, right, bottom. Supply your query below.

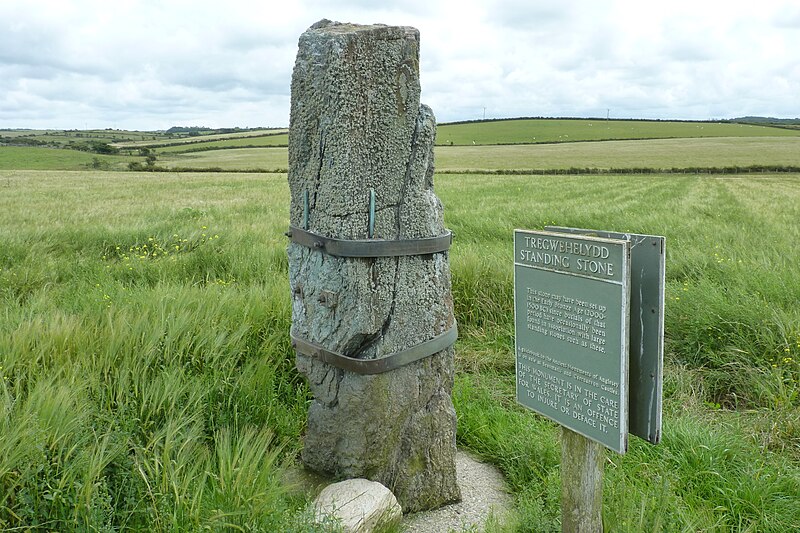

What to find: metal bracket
left=286, top=226, right=452, bottom=258
left=291, top=326, right=458, bottom=375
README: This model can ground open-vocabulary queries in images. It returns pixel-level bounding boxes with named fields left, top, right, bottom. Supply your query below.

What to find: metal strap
left=291, top=326, right=457, bottom=375
left=287, top=226, right=452, bottom=257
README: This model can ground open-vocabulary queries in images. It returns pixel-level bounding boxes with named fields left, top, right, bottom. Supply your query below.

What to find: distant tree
left=91, top=157, right=110, bottom=170
left=88, top=141, right=119, bottom=155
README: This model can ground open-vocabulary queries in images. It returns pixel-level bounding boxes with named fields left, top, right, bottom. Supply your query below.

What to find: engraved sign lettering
left=514, top=230, right=630, bottom=453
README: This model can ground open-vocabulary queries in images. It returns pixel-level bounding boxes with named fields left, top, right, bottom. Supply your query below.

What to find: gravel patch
left=402, top=450, right=513, bottom=532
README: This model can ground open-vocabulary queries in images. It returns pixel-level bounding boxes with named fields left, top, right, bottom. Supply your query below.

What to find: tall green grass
left=0, top=171, right=321, bottom=530
left=1, top=170, right=799, bottom=530
left=442, top=173, right=800, bottom=531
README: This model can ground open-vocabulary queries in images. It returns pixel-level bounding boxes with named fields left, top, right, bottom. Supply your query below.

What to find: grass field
left=1, top=168, right=798, bottom=531
left=157, top=147, right=288, bottom=171
left=0, top=146, right=136, bottom=171
left=0, top=128, right=287, bottom=165
left=5, top=119, right=800, bottom=173
left=435, top=137, right=800, bottom=172
left=153, top=133, right=289, bottom=154
left=2, top=129, right=159, bottom=146
left=112, top=129, right=288, bottom=150
left=149, top=136, right=800, bottom=174
left=0, top=129, right=56, bottom=138
left=436, top=118, right=800, bottom=145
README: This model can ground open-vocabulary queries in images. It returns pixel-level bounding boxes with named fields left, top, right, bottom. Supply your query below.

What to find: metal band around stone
left=286, top=226, right=452, bottom=257
left=291, top=326, right=458, bottom=375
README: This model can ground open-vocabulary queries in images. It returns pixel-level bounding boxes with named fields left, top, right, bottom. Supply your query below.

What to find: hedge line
left=122, top=164, right=800, bottom=175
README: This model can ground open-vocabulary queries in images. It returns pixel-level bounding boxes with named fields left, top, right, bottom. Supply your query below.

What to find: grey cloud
left=488, top=0, right=571, bottom=30
left=771, top=5, right=800, bottom=28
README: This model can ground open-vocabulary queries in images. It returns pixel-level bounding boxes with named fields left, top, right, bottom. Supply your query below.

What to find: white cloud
left=0, top=0, right=798, bottom=129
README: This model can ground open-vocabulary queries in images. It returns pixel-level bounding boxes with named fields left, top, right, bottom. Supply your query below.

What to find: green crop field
left=157, top=146, right=288, bottom=171
left=437, top=118, right=800, bottom=145
left=148, top=136, right=800, bottom=174
left=0, top=128, right=287, bottom=168
left=0, top=129, right=56, bottom=138
left=0, top=146, right=136, bottom=171
left=435, top=137, right=800, bottom=172
left=114, top=129, right=288, bottom=151
left=1, top=166, right=798, bottom=531
left=153, top=133, right=289, bottom=154
left=2, top=130, right=158, bottom=147
left=5, top=119, right=800, bottom=174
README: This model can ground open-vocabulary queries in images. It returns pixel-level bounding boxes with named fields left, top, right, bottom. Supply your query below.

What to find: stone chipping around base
left=402, top=450, right=513, bottom=532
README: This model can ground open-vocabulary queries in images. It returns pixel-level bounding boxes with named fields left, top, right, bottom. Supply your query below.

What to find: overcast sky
left=2, top=0, right=798, bottom=130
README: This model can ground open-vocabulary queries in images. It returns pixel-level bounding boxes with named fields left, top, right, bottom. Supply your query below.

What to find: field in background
left=5, top=118, right=800, bottom=173
left=158, top=147, right=289, bottom=171
left=111, top=129, right=288, bottom=150
left=152, top=136, right=800, bottom=174
left=435, top=118, right=800, bottom=145
left=0, top=146, right=135, bottom=171
left=8, top=135, right=800, bottom=174
left=435, top=137, right=800, bottom=172
left=1, top=167, right=798, bottom=530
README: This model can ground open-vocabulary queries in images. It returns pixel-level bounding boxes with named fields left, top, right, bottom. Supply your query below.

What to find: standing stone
left=287, top=20, right=460, bottom=512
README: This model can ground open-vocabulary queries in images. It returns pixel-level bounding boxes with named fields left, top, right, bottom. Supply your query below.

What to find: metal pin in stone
left=368, top=188, right=376, bottom=238
left=303, top=189, right=310, bottom=230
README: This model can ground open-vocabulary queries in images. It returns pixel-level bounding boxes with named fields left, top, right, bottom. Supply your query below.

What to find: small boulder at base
left=313, top=478, right=402, bottom=533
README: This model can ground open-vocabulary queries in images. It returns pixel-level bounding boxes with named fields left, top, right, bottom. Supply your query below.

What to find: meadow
left=151, top=133, right=289, bottom=153
left=0, top=146, right=135, bottom=171
left=150, top=137, right=800, bottom=174
left=111, top=129, right=287, bottom=150
left=435, top=118, right=800, bottom=145
left=5, top=118, right=800, bottom=174
left=1, top=121, right=799, bottom=531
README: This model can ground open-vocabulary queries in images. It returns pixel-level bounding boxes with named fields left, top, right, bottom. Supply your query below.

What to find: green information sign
left=514, top=230, right=631, bottom=453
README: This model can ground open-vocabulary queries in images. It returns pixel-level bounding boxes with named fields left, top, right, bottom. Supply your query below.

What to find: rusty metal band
left=291, top=326, right=458, bottom=375
left=287, top=225, right=452, bottom=257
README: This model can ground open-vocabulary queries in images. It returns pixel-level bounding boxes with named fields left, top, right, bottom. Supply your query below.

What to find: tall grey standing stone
left=287, top=20, right=460, bottom=512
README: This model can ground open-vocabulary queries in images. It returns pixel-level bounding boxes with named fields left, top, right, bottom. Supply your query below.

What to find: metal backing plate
left=547, top=226, right=664, bottom=445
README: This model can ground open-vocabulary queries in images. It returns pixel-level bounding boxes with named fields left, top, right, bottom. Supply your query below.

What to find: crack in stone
left=395, top=108, right=423, bottom=240
left=346, top=106, right=424, bottom=360
left=309, top=126, right=326, bottom=227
